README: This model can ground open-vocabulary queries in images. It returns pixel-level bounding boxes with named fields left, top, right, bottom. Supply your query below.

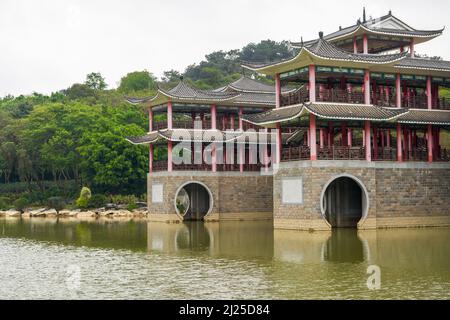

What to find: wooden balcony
left=152, top=160, right=263, bottom=172
left=281, top=146, right=311, bottom=161
left=280, top=86, right=450, bottom=110
left=317, top=89, right=365, bottom=104
left=317, top=146, right=366, bottom=160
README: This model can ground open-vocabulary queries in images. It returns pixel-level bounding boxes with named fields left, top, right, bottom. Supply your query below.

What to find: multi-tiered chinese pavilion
left=242, top=10, right=450, bottom=163
left=127, top=10, right=450, bottom=229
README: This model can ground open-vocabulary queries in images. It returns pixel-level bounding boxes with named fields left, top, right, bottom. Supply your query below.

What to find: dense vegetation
left=0, top=40, right=293, bottom=210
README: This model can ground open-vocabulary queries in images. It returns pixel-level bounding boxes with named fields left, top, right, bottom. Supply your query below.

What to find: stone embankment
left=0, top=207, right=148, bottom=219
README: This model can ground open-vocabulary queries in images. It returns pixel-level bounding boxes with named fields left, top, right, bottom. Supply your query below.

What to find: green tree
left=118, top=71, right=156, bottom=93
left=85, top=72, right=108, bottom=90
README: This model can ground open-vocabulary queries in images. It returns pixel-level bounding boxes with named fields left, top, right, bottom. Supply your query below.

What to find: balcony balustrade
left=317, top=146, right=366, bottom=160
left=153, top=160, right=264, bottom=172
left=281, top=146, right=311, bottom=161
left=280, top=86, right=449, bottom=110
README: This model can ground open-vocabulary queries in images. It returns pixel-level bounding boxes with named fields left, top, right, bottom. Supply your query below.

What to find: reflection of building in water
left=274, top=229, right=375, bottom=264
left=147, top=221, right=274, bottom=259
left=323, top=230, right=364, bottom=263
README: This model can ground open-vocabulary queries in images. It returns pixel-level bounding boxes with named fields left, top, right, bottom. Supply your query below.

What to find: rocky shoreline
left=0, top=207, right=148, bottom=219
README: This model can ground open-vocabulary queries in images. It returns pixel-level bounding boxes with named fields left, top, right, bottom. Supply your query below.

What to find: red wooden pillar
left=409, top=39, right=415, bottom=57
left=396, top=123, right=403, bottom=162
left=364, top=70, right=371, bottom=104
left=167, top=101, right=173, bottom=129
left=353, top=36, right=358, bottom=54
left=238, top=107, right=244, bottom=172
left=365, top=121, right=371, bottom=161
left=211, top=104, right=217, bottom=172
left=230, top=114, right=235, bottom=130
left=427, top=124, right=433, bottom=162
left=309, top=65, right=316, bottom=102
left=363, top=34, right=368, bottom=54
left=396, top=74, right=402, bottom=108
left=427, top=76, right=432, bottom=109
left=310, top=115, right=317, bottom=160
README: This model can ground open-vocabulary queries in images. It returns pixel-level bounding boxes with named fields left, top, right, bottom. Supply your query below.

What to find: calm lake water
left=0, top=218, right=449, bottom=300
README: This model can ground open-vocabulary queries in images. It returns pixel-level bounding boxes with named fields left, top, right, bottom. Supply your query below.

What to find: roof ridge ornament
left=319, top=31, right=324, bottom=39
left=363, top=7, right=366, bottom=23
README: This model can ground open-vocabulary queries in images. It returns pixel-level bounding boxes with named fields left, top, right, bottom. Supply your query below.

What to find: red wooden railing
left=281, top=146, right=311, bottom=161
left=317, top=146, right=365, bottom=160
left=280, top=85, right=450, bottom=110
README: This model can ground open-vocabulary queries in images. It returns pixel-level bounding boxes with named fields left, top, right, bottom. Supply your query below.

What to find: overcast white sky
left=0, top=0, right=449, bottom=96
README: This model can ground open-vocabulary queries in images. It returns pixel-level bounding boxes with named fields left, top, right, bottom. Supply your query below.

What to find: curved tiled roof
left=242, top=102, right=409, bottom=125
left=126, top=132, right=160, bottom=145
left=242, top=38, right=408, bottom=72
left=306, top=39, right=408, bottom=63
left=163, top=81, right=239, bottom=101
left=243, top=105, right=305, bottom=125
left=224, top=76, right=295, bottom=94
left=292, top=13, right=444, bottom=47
left=235, top=92, right=276, bottom=105
left=125, top=80, right=241, bottom=106
left=125, top=129, right=297, bottom=145
left=397, top=109, right=450, bottom=125
left=395, top=57, right=450, bottom=72
left=304, top=102, right=409, bottom=121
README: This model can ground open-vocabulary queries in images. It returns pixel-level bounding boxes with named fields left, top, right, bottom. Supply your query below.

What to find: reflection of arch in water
left=322, top=229, right=365, bottom=263
left=320, top=174, right=369, bottom=228
left=175, top=222, right=211, bottom=252
left=174, top=181, right=213, bottom=221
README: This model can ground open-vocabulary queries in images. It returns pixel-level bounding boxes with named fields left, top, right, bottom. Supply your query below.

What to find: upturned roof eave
left=292, top=24, right=444, bottom=49
left=242, top=47, right=408, bottom=76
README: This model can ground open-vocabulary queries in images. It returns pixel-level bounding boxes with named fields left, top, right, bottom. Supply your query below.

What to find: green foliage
left=118, top=71, right=156, bottom=93
left=126, top=203, right=138, bottom=211
left=110, top=194, right=138, bottom=205
left=47, top=196, right=66, bottom=213
left=64, top=83, right=96, bottom=100
left=85, top=72, right=107, bottom=90
left=88, top=194, right=108, bottom=208
left=13, top=197, right=28, bottom=213
left=0, top=196, right=10, bottom=210
left=0, top=40, right=297, bottom=205
left=76, top=187, right=92, bottom=209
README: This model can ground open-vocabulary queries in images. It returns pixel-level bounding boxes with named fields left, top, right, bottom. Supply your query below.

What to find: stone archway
left=174, top=181, right=213, bottom=221
left=321, top=175, right=369, bottom=228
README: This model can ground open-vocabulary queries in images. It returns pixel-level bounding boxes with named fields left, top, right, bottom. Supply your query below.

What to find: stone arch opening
left=175, top=182, right=212, bottom=221
left=321, top=175, right=368, bottom=228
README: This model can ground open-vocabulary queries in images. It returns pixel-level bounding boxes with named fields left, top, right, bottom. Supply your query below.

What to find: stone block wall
left=147, top=171, right=273, bottom=222
left=273, top=161, right=450, bottom=230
